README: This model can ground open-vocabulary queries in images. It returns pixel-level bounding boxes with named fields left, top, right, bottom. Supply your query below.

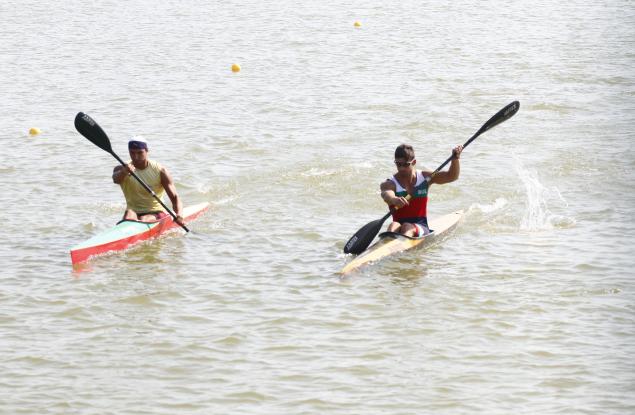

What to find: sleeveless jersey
left=120, top=160, right=166, bottom=213
left=389, top=171, right=430, bottom=222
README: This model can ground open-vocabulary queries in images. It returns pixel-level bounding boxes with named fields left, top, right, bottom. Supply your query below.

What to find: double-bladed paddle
left=343, top=101, right=520, bottom=254
left=74, top=112, right=190, bottom=233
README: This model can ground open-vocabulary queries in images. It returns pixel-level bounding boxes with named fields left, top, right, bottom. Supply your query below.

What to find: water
left=1, top=1, right=634, bottom=413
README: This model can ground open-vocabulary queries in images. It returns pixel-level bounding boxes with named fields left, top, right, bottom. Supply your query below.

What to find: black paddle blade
left=478, top=101, right=520, bottom=136
left=343, top=214, right=389, bottom=254
left=74, top=112, right=113, bottom=154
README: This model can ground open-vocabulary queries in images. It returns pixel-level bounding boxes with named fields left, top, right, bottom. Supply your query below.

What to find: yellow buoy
left=354, top=21, right=361, bottom=28
left=29, top=127, right=41, bottom=136
left=231, top=63, right=241, bottom=73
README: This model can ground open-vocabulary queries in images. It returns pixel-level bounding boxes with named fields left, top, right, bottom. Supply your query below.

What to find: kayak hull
left=70, top=202, right=209, bottom=264
left=340, top=210, right=463, bottom=274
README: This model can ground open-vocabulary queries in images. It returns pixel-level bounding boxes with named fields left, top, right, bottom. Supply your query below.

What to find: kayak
left=70, top=202, right=210, bottom=264
left=340, top=210, right=463, bottom=275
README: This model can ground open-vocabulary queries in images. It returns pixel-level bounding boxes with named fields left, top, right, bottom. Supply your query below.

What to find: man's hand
left=452, top=145, right=464, bottom=159
left=391, top=196, right=410, bottom=209
left=113, top=163, right=136, bottom=184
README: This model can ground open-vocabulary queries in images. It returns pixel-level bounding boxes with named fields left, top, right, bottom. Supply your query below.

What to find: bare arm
left=429, top=145, right=463, bottom=185
left=160, top=167, right=184, bottom=223
left=380, top=180, right=409, bottom=208
left=112, top=164, right=134, bottom=184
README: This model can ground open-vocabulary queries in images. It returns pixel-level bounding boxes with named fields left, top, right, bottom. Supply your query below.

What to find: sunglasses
left=394, top=160, right=415, bottom=168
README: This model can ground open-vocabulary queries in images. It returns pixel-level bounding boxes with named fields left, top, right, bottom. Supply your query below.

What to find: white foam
left=469, top=197, right=508, bottom=214
left=301, top=168, right=338, bottom=177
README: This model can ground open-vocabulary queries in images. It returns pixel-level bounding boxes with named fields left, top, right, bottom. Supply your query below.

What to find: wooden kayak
left=340, top=210, right=463, bottom=275
left=70, top=202, right=210, bottom=264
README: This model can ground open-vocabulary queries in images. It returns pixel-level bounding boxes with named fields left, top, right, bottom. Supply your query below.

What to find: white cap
left=128, top=135, right=149, bottom=149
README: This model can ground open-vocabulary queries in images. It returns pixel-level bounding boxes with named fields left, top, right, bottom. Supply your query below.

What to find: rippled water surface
left=1, top=1, right=634, bottom=413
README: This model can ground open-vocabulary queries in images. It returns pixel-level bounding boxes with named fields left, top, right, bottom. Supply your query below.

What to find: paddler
left=112, top=137, right=185, bottom=225
left=380, top=143, right=463, bottom=237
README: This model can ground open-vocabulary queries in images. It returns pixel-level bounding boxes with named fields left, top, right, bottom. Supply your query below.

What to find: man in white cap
left=112, top=136, right=184, bottom=225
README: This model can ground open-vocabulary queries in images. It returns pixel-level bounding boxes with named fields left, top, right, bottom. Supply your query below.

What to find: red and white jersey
left=389, top=171, right=430, bottom=222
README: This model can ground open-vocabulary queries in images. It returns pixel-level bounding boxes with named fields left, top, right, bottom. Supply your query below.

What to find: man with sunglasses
left=112, top=136, right=185, bottom=226
left=379, top=143, right=463, bottom=237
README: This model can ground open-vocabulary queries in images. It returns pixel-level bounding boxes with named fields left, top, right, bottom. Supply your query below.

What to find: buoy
left=29, top=127, right=41, bottom=136
left=354, top=21, right=361, bottom=28
left=231, top=63, right=241, bottom=73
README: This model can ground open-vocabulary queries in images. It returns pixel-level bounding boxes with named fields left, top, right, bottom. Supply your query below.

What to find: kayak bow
left=70, top=202, right=209, bottom=264
left=340, top=210, right=463, bottom=275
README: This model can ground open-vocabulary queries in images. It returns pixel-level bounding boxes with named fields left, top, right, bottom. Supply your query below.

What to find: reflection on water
left=383, top=262, right=430, bottom=288
left=72, top=234, right=176, bottom=276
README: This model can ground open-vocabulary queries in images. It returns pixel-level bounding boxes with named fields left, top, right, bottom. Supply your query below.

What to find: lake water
left=1, top=1, right=634, bottom=413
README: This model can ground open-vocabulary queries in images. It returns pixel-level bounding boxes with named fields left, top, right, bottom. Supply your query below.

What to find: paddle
left=74, top=112, right=190, bottom=233
left=343, top=100, right=520, bottom=254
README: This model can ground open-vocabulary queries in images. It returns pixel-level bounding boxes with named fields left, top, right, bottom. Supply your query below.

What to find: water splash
left=514, top=156, right=575, bottom=231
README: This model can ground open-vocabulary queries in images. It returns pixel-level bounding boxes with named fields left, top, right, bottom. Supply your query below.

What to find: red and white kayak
left=70, top=202, right=209, bottom=265
left=340, top=210, right=463, bottom=274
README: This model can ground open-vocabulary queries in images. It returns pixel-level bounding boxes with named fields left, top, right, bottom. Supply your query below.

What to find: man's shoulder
left=148, top=159, right=164, bottom=170
left=381, top=177, right=396, bottom=188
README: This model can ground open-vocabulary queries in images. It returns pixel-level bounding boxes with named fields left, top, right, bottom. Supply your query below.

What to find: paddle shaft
left=432, top=101, right=520, bottom=176
left=429, top=131, right=476, bottom=179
